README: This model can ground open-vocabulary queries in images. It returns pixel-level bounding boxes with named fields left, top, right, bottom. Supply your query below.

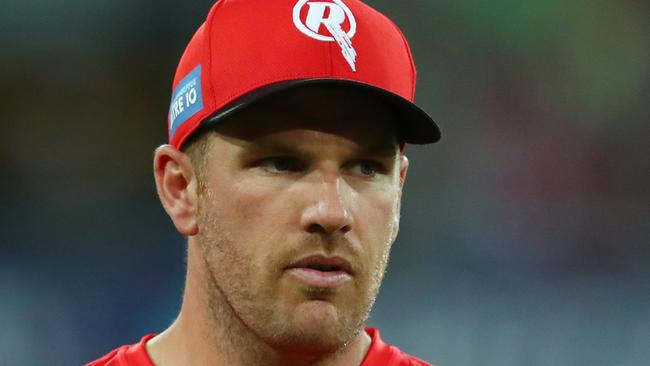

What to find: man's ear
left=153, top=144, right=199, bottom=236
left=398, top=154, right=409, bottom=188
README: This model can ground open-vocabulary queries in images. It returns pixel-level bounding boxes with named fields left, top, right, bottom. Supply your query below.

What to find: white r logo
left=293, top=0, right=358, bottom=72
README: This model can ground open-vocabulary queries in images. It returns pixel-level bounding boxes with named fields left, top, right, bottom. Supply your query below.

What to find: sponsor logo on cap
left=293, top=0, right=357, bottom=72
left=169, top=65, right=204, bottom=140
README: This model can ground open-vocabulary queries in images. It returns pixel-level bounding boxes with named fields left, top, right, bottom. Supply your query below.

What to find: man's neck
left=145, top=245, right=372, bottom=366
left=147, top=318, right=371, bottom=366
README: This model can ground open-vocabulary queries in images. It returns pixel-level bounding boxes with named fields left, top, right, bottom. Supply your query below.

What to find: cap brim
left=202, top=79, right=441, bottom=144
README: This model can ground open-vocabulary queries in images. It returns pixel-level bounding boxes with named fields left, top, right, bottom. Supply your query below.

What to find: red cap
left=167, top=0, right=441, bottom=149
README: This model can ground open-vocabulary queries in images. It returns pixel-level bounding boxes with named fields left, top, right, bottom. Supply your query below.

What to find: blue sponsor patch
left=169, top=65, right=204, bottom=139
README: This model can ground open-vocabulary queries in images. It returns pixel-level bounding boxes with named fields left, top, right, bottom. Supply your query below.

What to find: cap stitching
left=383, top=16, right=417, bottom=100
left=328, top=37, right=334, bottom=74
left=350, top=0, right=417, bottom=100
left=205, top=0, right=227, bottom=114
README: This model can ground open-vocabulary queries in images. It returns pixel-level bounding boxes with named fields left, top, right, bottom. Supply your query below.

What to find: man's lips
left=285, top=255, right=354, bottom=288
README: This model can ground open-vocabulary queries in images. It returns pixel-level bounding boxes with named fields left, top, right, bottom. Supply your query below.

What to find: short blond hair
left=182, top=127, right=216, bottom=191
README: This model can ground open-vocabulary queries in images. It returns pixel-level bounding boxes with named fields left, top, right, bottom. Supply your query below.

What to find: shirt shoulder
left=85, top=334, right=157, bottom=366
left=362, top=328, right=433, bottom=366
left=86, top=330, right=431, bottom=366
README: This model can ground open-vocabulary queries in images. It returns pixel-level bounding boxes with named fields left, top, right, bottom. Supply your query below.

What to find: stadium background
left=1, top=1, right=648, bottom=365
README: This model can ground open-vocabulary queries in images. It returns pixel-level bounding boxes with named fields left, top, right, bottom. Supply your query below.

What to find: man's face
left=193, top=87, right=407, bottom=352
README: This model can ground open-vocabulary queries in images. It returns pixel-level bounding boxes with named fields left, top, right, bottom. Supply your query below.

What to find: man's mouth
left=286, top=255, right=353, bottom=288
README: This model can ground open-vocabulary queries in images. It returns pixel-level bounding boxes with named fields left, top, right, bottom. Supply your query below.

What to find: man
left=88, top=0, right=441, bottom=365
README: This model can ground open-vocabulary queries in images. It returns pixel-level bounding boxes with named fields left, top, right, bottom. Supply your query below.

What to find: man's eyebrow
left=360, top=143, right=400, bottom=158
left=238, top=140, right=308, bottom=156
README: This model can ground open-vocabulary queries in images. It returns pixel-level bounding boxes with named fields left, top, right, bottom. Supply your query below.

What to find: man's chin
left=270, top=300, right=359, bottom=352
left=295, top=299, right=342, bottom=325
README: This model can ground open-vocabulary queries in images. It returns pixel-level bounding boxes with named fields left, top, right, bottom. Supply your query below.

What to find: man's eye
left=353, top=161, right=382, bottom=177
left=258, top=157, right=302, bottom=172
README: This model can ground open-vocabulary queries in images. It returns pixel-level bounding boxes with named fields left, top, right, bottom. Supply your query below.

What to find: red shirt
left=87, top=328, right=431, bottom=366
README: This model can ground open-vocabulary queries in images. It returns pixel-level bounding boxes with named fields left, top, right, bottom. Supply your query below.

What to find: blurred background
left=1, top=0, right=648, bottom=365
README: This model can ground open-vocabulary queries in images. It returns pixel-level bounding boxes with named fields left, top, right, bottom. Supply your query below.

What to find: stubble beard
left=194, top=188, right=393, bottom=361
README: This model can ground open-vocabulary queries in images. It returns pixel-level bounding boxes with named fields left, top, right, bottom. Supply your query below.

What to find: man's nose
left=300, top=175, right=353, bottom=235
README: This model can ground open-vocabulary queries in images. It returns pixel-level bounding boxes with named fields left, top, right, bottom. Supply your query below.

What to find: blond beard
left=193, top=187, right=393, bottom=363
